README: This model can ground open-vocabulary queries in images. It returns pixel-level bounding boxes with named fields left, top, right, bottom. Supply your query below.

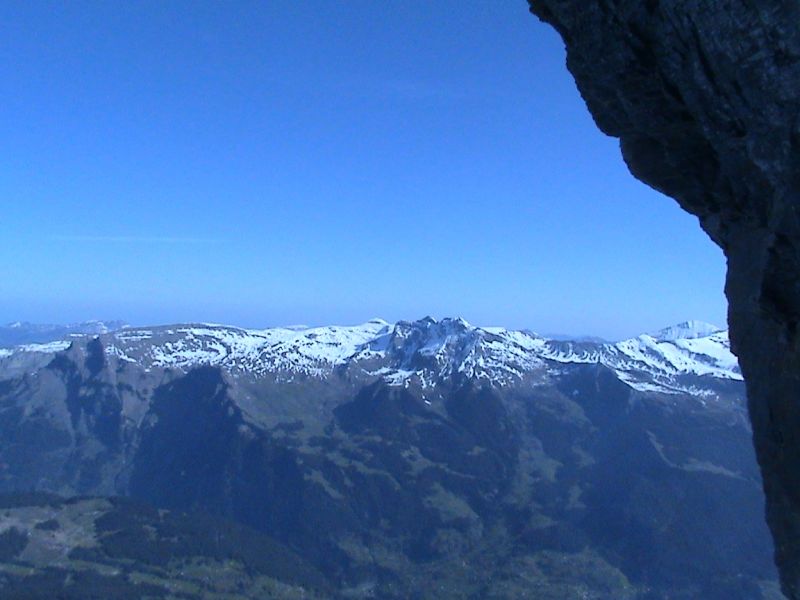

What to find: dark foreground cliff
left=526, top=1, right=800, bottom=596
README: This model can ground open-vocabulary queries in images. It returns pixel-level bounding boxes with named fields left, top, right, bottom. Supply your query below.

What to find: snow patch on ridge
left=14, top=341, right=71, bottom=354
left=651, top=320, right=723, bottom=341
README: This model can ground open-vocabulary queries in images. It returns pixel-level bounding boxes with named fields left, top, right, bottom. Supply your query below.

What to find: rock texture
left=526, top=1, right=800, bottom=596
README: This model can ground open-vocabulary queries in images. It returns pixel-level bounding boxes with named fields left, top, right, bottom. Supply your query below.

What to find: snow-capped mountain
left=1, top=317, right=740, bottom=397
left=649, top=320, right=724, bottom=341
left=0, top=316, right=772, bottom=598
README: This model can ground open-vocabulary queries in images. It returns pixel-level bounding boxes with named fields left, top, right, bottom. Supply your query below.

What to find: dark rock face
left=527, top=1, right=800, bottom=595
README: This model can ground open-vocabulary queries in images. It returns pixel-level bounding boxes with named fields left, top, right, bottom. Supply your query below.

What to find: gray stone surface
left=527, top=1, right=800, bottom=596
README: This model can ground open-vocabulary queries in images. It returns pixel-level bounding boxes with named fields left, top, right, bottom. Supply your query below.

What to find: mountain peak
left=650, top=320, right=723, bottom=342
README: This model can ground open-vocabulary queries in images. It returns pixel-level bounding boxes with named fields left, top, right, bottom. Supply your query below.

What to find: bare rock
left=527, top=0, right=800, bottom=595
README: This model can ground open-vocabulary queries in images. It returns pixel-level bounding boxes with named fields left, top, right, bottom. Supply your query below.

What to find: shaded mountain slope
left=0, top=492, right=329, bottom=599
left=0, top=318, right=782, bottom=597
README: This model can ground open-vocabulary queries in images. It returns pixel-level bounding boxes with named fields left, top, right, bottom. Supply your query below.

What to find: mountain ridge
left=0, top=320, right=127, bottom=349
left=0, top=317, right=741, bottom=398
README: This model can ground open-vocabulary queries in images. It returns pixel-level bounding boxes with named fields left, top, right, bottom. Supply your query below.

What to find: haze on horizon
left=0, top=1, right=726, bottom=341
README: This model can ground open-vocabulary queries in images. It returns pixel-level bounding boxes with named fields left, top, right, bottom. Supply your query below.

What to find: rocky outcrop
left=526, top=1, right=800, bottom=595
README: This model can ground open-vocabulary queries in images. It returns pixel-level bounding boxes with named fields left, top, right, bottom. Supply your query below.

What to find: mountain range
left=0, top=317, right=781, bottom=598
left=0, top=320, right=127, bottom=348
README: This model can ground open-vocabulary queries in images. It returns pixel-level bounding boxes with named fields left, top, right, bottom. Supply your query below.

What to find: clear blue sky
left=0, top=1, right=726, bottom=340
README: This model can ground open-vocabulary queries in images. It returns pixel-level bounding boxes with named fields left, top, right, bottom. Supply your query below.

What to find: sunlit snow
left=0, top=318, right=742, bottom=397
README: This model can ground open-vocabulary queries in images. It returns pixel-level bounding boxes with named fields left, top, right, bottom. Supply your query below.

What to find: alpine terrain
left=0, top=317, right=782, bottom=598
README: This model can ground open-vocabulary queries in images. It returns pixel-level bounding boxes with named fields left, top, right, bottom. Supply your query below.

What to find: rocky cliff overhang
left=527, top=1, right=800, bottom=597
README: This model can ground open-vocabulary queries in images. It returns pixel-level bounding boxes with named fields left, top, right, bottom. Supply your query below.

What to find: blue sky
left=0, top=1, right=726, bottom=339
